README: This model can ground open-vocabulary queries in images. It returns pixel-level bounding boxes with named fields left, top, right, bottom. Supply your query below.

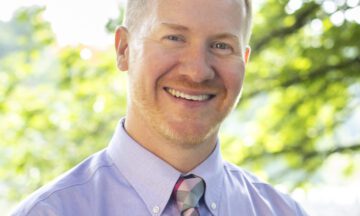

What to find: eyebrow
left=159, top=22, right=190, bottom=31
left=212, top=33, right=239, bottom=41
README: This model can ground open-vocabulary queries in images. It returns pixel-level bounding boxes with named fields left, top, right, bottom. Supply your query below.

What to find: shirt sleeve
left=10, top=201, right=59, bottom=216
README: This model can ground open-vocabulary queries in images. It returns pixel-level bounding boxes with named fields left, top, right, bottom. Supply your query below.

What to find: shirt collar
left=107, top=118, right=181, bottom=215
left=190, top=139, right=224, bottom=212
left=107, top=118, right=224, bottom=214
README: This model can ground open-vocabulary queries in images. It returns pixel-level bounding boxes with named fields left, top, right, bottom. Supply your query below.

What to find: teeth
left=166, top=88, right=211, bottom=101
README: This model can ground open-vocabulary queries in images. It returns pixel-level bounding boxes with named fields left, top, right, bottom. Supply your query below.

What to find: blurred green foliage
left=0, top=0, right=359, bottom=205
left=0, top=6, right=127, bottom=202
left=225, top=0, right=360, bottom=190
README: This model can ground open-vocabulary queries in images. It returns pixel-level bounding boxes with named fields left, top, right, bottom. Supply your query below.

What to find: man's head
left=116, top=0, right=252, bottom=149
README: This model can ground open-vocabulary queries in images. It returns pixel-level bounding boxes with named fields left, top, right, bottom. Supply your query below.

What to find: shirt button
left=211, top=202, right=217, bottom=210
left=152, top=206, right=160, bottom=214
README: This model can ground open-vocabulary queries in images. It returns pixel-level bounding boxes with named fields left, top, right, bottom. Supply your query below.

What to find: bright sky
left=1, top=0, right=359, bottom=48
left=0, top=0, right=126, bottom=48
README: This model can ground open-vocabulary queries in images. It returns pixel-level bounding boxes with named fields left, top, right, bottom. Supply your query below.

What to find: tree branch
left=253, top=2, right=320, bottom=51
left=243, top=56, right=360, bottom=100
left=280, top=57, right=360, bottom=88
left=240, top=143, right=360, bottom=164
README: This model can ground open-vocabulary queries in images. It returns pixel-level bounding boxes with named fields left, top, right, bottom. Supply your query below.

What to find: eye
left=213, top=42, right=230, bottom=49
left=165, top=35, right=185, bottom=42
left=161, top=35, right=186, bottom=48
left=210, top=41, right=234, bottom=55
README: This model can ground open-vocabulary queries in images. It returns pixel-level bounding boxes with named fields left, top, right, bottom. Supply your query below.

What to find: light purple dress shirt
left=11, top=118, right=308, bottom=216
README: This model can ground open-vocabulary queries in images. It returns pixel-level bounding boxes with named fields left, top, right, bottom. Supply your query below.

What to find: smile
left=165, top=87, right=213, bottom=101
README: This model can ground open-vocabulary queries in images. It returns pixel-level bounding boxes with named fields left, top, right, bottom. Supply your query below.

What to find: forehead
left=146, top=0, right=245, bottom=35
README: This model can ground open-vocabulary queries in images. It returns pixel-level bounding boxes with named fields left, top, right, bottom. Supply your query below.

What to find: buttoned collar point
left=188, top=139, right=224, bottom=215
left=107, top=118, right=182, bottom=215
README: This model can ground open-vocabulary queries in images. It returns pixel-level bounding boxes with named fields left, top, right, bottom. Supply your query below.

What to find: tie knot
left=173, top=174, right=205, bottom=215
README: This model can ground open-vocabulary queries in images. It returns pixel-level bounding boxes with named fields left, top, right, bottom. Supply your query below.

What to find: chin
left=160, top=120, right=220, bottom=146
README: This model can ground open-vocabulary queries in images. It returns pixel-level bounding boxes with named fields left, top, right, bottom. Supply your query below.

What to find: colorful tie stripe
left=173, top=174, right=205, bottom=216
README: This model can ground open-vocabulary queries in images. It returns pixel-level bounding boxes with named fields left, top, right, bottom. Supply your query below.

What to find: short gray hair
left=123, top=0, right=148, bottom=33
left=242, top=0, right=253, bottom=44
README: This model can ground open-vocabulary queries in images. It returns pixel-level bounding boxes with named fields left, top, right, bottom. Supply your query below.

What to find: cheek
left=128, top=43, right=181, bottom=96
left=219, top=61, right=245, bottom=94
left=141, top=44, right=180, bottom=77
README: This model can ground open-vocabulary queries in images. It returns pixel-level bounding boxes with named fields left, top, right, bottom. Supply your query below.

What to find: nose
left=178, top=45, right=215, bottom=83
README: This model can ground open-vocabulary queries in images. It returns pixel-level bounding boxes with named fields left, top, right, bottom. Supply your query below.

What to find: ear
left=244, top=46, right=251, bottom=64
left=115, top=26, right=129, bottom=71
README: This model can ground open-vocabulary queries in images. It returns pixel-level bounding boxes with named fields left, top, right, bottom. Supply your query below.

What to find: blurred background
left=0, top=0, right=359, bottom=215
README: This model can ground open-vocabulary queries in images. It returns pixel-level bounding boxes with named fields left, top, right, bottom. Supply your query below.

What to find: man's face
left=118, top=0, right=250, bottom=146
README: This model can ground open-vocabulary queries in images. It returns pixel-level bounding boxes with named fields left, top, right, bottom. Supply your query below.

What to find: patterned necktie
left=173, top=174, right=205, bottom=216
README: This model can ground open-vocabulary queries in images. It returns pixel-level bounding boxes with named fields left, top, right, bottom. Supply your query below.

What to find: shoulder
left=10, top=149, right=114, bottom=216
left=223, top=161, right=266, bottom=183
left=222, top=161, right=309, bottom=216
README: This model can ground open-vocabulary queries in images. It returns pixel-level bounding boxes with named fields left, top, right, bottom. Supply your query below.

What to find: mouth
left=164, top=87, right=215, bottom=102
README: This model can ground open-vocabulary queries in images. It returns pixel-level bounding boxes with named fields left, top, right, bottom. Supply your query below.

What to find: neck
left=124, top=116, right=218, bottom=173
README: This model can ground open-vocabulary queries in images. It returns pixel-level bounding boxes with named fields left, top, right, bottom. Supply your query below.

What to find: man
left=12, top=0, right=309, bottom=215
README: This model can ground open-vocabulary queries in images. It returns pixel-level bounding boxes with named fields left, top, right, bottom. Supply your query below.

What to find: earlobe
left=115, top=26, right=129, bottom=71
left=244, top=46, right=251, bottom=64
